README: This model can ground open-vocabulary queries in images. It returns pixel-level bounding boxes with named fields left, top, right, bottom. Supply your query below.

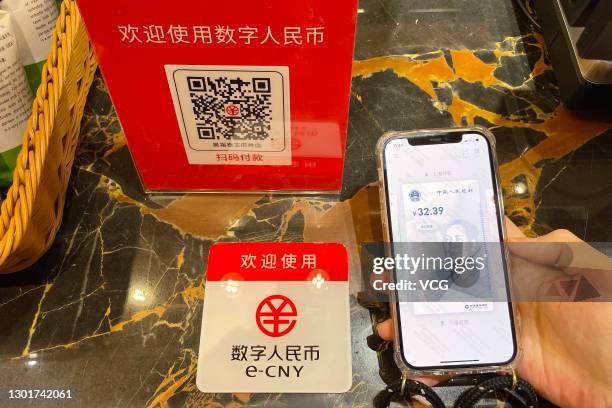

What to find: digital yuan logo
left=409, top=190, right=421, bottom=202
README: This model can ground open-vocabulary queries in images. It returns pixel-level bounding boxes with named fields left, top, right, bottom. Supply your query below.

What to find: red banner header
left=206, top=242, right=348, bottom=281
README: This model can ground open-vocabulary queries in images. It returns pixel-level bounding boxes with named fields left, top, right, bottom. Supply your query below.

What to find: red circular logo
left=255, top=294, right=297, bottom=337
left=225, top=104, right=240, bottom=116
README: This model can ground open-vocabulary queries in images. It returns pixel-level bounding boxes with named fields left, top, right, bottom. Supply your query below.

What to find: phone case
left=375, top=126, right=522, bottom=377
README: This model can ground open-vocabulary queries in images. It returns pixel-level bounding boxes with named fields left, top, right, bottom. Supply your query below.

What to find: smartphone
left=377, top=127, right=518, bottom=375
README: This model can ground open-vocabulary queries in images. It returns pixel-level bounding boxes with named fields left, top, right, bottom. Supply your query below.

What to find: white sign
left=196, top=243, right=351, bottom=393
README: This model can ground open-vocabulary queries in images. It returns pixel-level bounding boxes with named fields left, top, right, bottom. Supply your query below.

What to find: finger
left=508, top=241, right=573, bottom=267
left=563, top=245, right=612, bottom=296
left=533, top=231, right=612, bottom=294
left=374, top=319, right=445, bottom=387
left=508, top=254, right=566, bottom=299
left=505, top=217, right=526, bottom=240
left=506, top=228, right=612, bottom=298
left=376, top=319, right=394, bottom=341
left=417, top=375, right=446, bottom=387
left=508, top=229, right=581, bottom=267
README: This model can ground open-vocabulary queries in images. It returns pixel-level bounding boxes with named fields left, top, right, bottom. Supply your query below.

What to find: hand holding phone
left=376, top=220, right=612, bottom=408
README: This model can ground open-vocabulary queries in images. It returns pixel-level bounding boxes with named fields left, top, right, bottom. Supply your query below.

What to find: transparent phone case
left=375, top=126, right=522, bottom=378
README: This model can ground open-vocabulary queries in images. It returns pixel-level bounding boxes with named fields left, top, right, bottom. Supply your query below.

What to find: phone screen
left=382, top=131, right=516, bottom=370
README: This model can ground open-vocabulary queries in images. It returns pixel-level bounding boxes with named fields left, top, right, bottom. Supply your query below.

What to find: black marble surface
left=0, top=0, right=611, bottom=407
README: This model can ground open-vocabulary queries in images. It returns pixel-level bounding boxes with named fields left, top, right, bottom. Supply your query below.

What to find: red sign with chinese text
left=76, top=0, right=357, bottom=192
left=205, top=242, right=348, bottom=281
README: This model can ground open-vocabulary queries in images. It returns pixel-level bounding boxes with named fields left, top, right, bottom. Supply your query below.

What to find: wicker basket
left=0, top=0, right=97, bottom=273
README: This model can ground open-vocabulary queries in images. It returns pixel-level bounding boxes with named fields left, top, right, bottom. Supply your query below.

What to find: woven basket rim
left=0, top=0, right=97, bottom=272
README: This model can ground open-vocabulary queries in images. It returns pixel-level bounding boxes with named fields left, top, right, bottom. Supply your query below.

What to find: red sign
left=206, top=242, right=348, bottom=282
left=76, top=0, right=357, bottom=192
left=255, top=294, right=298, bottom=337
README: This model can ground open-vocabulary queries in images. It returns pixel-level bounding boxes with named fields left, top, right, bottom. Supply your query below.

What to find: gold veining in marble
left=352, top=34, right=612, bottom=234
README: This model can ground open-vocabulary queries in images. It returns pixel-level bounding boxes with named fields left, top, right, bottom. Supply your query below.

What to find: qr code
left=167, top=65, right=290, bottom=165
left=188, top=76, right=272, bottom=141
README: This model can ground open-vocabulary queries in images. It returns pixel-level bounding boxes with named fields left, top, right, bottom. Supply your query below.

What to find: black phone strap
left=374, top=373, right=538, bottom=408
left=374, top=377, right=445, bottom=408
left=454, top=373, right=538, bottom=408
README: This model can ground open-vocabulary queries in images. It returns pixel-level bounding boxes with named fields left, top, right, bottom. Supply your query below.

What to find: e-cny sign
left=197, top=242, right=351, bottom=393
left=256, top=294, right=298, bottom=337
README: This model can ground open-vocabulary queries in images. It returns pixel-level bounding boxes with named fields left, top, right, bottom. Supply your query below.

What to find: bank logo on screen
left=409, top=190, right=421, bottom=202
